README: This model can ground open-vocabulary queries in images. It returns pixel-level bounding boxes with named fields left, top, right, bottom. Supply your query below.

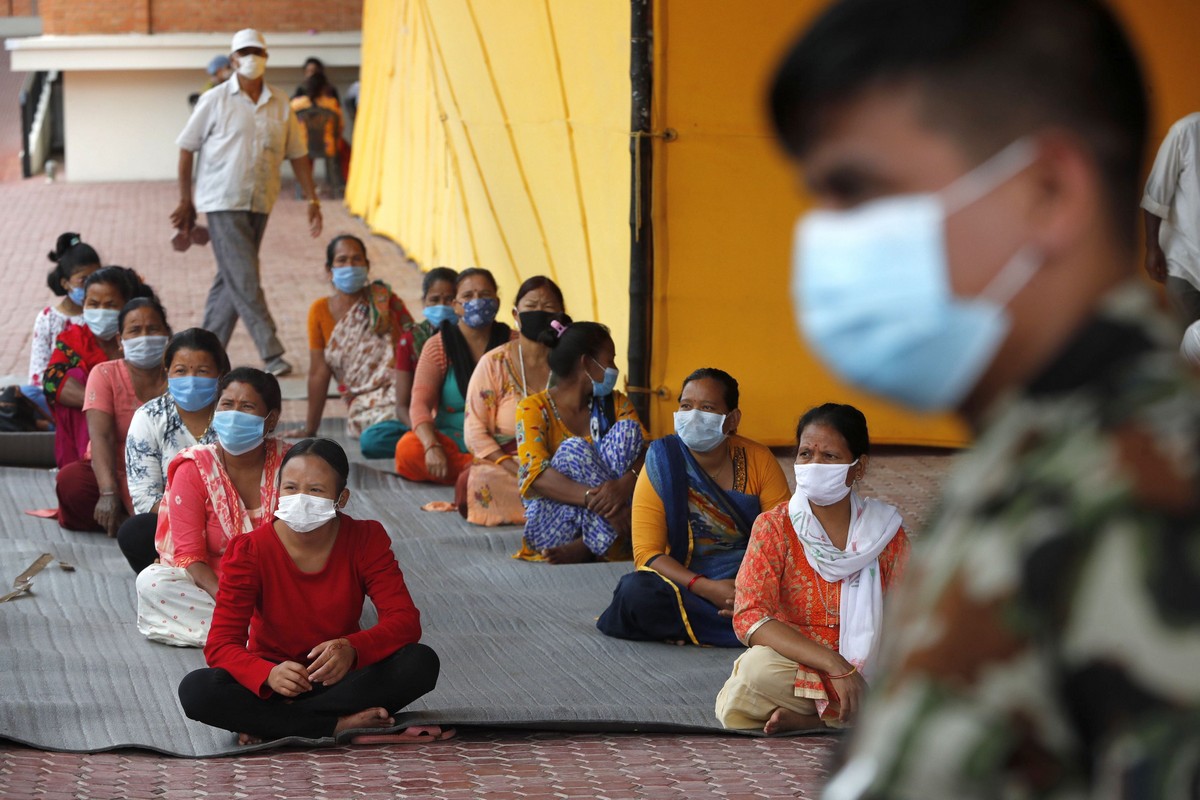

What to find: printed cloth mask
left=122, top=335, right=169, bottom=370
left=462, top=297, right=500, bottom=329
left=211, top=410, right=265, bottom=456
left=590, top=359, right=619, bottom=397
left=331, top=266, right=369, bottom=294
left=423, top=304, right=458, bottom=327
left=275, top=493, right=339, bottom=533
left=83, top=308, right=120, bottom=340
left=674, top=409, right=728, bottom=453
left=793, top=460, right=858, bottom=507
left=794, top=138, right=1042, bottom=411
left=517, top=310, right=556, bottom=342
left=68, top=286, right=86, bottom=306
left=236, top=54, right=266, bottom=81
left=169, top=376, right=220, bottom=412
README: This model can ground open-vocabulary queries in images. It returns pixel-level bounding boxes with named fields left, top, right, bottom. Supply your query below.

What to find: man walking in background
left=1143, top=112, right=1200, bottom=329
left=170, top=28, right=323, bottom=377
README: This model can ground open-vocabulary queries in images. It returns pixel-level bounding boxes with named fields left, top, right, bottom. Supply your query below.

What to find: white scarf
left=788, top=489, right=902, bottom=682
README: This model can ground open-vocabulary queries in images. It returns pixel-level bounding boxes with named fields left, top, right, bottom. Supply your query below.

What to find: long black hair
left=45, top=232, right=101, bottom=296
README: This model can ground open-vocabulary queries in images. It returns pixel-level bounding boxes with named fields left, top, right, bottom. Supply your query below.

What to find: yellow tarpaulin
left=349, top=0, right=1200, bottom=447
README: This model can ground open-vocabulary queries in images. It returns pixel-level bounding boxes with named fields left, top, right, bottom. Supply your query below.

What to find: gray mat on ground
left=0, top=452, right=778, bottom=757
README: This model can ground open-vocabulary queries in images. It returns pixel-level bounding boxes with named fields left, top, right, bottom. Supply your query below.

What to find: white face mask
left=236, top=54, right=266, bottom=81
left=673, top=409, right=728, bottom=453
left=794, top=138, right=1041, bottom=411
left=122, top=334, right=169, bottom=370
left=793, top=460, right=858, bottom=507
left=275, top=493, right=338, bottom=533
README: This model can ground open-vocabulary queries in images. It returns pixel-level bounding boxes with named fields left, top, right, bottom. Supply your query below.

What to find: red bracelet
left=686, top=574, right=704, bottom=593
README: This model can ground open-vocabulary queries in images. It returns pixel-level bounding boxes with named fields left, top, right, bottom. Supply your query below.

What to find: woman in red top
left=178, top=438, right=441, bottom=744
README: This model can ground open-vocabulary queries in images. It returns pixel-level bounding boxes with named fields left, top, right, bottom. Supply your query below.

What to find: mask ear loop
left=941, top=138, right=1039, bottom=216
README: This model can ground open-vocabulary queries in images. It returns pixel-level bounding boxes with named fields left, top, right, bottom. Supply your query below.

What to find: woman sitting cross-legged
left=359, top=266, right=458, bottom=458
left=300, top=234, right=413, bottom=454
left=117, top=329, right=230, bottom=573
left=715, top=403, right=909, bottom=734
left=597, top=368, right=790, bottom=646
left=514, top=320, right=646, bottom=563
left=55, top=295, right=170, bottom=535
left=462, top=275, right=567, bottom=526
left=177, top=438, right=441, bottom=746
left=135, top=367, right=289, bottom=647
left=393, top=268, right=512, bottom=493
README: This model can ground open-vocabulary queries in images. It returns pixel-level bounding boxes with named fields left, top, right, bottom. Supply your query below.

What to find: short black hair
left=165, top=328, right=231, bottom=375
left=769, top=0, right=1147, bottom=249
left=280, top=437, right=350, bottom=494
left=422, top=267, right=459, bottom=299
left=219, top=367, right=282, bottom=413
left=796, top=403, right=870, bottom=460
left=45, top=232, right=101, bottom=296
left=455, top=267, right=498, bottom=293
left=84, top=266, right=159, bottom=306
left=325, top=234, right=367, bottom=268
left=540, top=319, right=608, bottom=379
left=118, top=297, right=171, bottom=337
left=515, top=275, right=565, bottom=308
left=681, top=368, right=739, bottom=411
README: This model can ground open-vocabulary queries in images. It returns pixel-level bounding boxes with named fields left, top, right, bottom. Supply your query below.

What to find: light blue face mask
left=331, top=266, right=369, bottom=294
left=168, top=376, right=220, bottom=412
left=68, top=286, right=86, bottom=306
left=424, top=304, right=458, bottom=327
left=210, top=410, right=266, bottom=456
left=590, top=358, right=619, bottom=397
left=794, top=138, right=1042, bottom=412
left=83, top=308, right=120, bottom=341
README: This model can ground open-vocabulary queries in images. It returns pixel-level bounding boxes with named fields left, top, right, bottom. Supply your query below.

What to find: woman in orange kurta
left=716, top=403, right=909, bottom=735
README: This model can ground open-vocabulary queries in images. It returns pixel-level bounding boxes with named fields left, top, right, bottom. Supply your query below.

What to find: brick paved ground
left=0, top=65, right=958, bottom=799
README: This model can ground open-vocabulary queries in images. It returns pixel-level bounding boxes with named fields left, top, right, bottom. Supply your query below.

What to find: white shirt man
left=1142, top=112, right=1200, bottom=327
left=170, top=28, right=323, bottom=376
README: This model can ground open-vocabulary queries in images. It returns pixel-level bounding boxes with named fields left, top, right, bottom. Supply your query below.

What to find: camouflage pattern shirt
left=825, top=282, right=1200, bottom=800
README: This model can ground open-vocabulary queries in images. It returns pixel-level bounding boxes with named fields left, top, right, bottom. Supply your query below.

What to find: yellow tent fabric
left=349, top=0, right=1200, bottom=448
left=346, top=0, right=633, bottom=362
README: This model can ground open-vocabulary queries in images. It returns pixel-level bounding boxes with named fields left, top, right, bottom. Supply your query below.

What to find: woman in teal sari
left=393, top=268, right=512, bottom=494
left=597, top=368, right=790, bottom=646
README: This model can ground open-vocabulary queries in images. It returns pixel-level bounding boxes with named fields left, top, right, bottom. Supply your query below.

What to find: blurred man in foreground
left=774, top=0, right=1200, bottom=797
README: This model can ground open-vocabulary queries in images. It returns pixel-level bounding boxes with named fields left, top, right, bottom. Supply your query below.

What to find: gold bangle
left=828, top=665, right=857, bottom=681
left=308, top=198, right=321, bottom=207
left=495, top=454, right=514, bottom=465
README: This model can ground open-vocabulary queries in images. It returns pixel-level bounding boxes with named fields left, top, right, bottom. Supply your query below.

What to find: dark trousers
left=178, top=643, right=440, bottom=741
left=117, top=512, right=159, bottom=573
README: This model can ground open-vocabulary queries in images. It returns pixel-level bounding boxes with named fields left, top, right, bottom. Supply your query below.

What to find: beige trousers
left=714, top=645, right=819, bottom=730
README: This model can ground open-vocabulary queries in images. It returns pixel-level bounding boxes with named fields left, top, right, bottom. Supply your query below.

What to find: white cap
left=1182, top=321, right=1200, bottom=367
left=230, top=29, right=267, bottom=54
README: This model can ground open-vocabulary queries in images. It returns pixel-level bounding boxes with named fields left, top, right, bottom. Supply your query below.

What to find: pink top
left=464, top=342, right=524, bottom=460
left=409, top=333, right=449, bottom=430
left=82, top=359, right=142, bottom=513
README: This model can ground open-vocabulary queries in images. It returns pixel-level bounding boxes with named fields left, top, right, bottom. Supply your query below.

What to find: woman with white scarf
left=715, top=403, right=910, bottom=735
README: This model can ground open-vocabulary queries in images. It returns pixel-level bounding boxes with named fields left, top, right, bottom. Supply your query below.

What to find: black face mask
left=518, top=310, right=556, bottom=341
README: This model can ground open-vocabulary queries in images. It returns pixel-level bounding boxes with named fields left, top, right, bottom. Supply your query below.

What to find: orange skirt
left=394, top=431, right=473, bottom=486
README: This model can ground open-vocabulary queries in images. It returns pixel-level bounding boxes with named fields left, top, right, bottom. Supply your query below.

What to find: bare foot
left=237, top=732, right=263, bottom=746
left=544, top=538, right=593, bottom=564
left=334, top=707, right=395, bottom=736
left=763, top=707, right=824, bottom=735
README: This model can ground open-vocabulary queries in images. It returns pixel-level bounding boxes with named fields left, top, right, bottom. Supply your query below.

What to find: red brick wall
left=40, top=0, right=362, bottom=34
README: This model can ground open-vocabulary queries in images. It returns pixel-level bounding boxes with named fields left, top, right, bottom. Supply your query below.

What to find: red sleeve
left=394, top=330, right=415, bottom=372
left=204, top=534, right=277, bottom=697
left=343, top=521, right=422, bottom=668
left=409, top=334, right=447, bottom=429
left=167, top=460, right=214, bottom=570
left=732, top=505, right=790, bottom=643
left=880, top=527, right=911, bottom=593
